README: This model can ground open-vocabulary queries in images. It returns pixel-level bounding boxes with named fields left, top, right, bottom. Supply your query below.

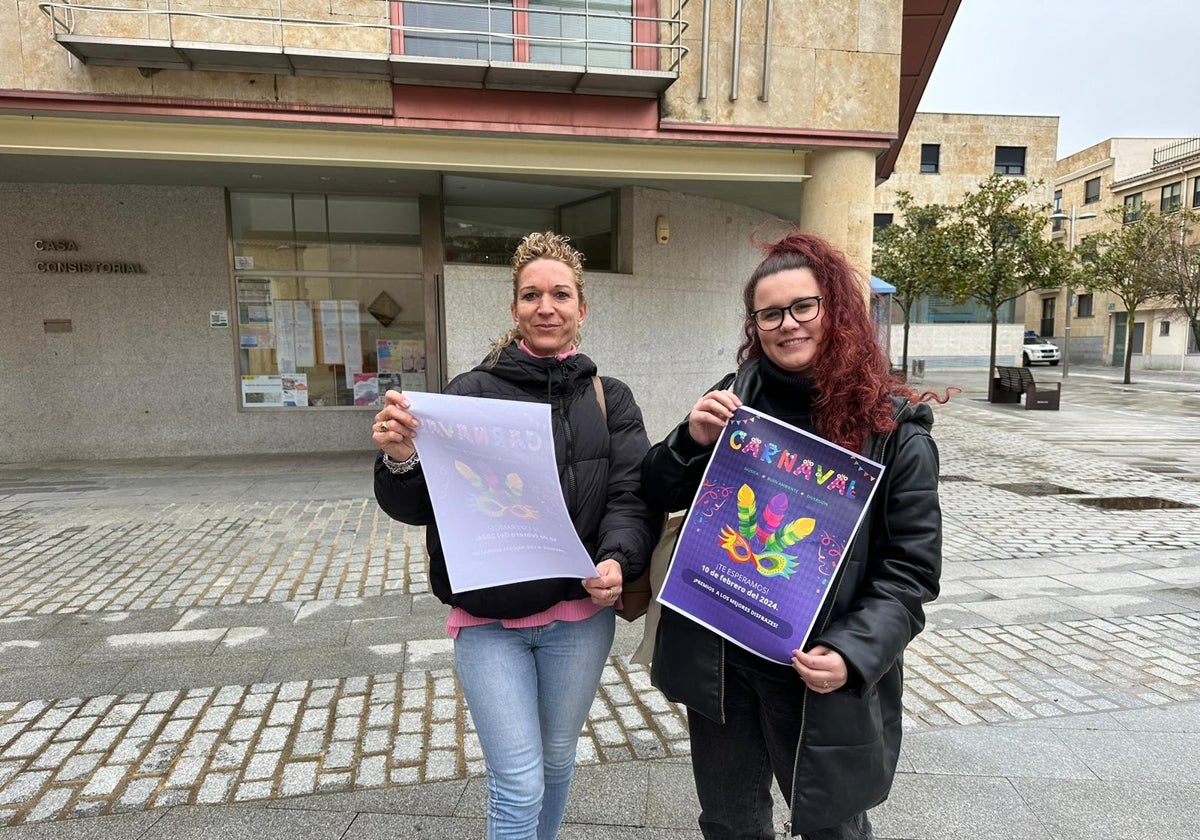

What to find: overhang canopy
left=870, top=276, right=897, bottom=294
left=878, top=0, right=962, bottom=181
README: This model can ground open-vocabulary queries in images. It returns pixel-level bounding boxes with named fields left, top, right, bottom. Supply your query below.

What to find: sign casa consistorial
left=33, top=239, right=147, bottom=274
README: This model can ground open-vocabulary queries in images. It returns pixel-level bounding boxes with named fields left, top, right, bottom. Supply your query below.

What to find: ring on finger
left=377, top=421, right=388, bottom=433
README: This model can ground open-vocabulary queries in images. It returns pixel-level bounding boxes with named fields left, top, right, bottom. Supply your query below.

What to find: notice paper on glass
left=657, top=406, right=885, bottom=664
left=404, top=392, right=598, bottom=593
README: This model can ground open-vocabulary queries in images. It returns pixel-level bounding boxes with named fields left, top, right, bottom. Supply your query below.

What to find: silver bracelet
left=382, top=451, right=420, bottom=474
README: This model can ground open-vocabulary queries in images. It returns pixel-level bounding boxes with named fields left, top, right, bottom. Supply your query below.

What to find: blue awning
left=870, top=275, right=896, bottom=294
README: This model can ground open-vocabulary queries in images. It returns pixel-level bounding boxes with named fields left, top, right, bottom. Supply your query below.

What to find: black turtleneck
left=754, top=355, right=817, bottom=434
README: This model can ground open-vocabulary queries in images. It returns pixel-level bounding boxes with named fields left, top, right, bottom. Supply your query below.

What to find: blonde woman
left=373, top=232, right=657, bottom=840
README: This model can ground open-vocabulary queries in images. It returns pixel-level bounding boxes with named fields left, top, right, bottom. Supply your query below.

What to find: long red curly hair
left=736, top=232, right=928, bottom=453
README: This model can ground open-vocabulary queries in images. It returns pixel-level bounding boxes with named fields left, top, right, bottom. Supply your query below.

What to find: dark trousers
left=688, top=653, right=874, bottom=840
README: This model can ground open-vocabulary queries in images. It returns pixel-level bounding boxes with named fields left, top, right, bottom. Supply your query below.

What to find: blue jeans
left=688, top=651, right=874, bottom=840
left=454, top=609, right=615, bottom=840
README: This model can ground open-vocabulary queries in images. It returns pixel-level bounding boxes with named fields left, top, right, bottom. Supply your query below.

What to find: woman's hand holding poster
left=657, top=407, right=885, bottom=664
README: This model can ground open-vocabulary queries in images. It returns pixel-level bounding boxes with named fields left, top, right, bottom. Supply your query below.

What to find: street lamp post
left=1050, top=205, right=1097, bottom=377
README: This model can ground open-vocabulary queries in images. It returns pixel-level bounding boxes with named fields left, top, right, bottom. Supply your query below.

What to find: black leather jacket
left=641, top=359, right=942, bottom=834
left=375, top=343, right=658, bottom=620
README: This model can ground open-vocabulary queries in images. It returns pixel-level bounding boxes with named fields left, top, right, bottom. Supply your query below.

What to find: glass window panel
left=1161, top=182, right=1182, bottom=212
left=560, top=193, right=612, bottom=269
left=559, top=193, right=610, bottom=236
left=328, top=196, right=421, bottom=242
left=919, top=144, right=939, bottom=174
left=231, top=193, right=298, bottom=271
left=993, top=146, right=1026, bottom=176
left=916, top=294, right=1015, bottom=324
left=529, top=0, right=632, bottom=68
left=443, top=177, right=615, bottom=269
left=293, top=194, right=328, bottom=239
left=1124, top=193, right=1142, bottom=223
left=404, top=0, right=515, bottom=60
left=444, top=206, right=557, bottom=265
left=231, top=192, right=294, bottom=238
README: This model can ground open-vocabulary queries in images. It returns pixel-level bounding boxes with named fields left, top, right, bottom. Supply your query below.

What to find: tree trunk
left=1123, top=307, right=1136, bottom=384
left=987, top=309, right=999, bottom=401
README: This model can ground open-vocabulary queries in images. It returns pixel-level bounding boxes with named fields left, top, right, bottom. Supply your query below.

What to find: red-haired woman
left=641, top=232, right=943, bottom=840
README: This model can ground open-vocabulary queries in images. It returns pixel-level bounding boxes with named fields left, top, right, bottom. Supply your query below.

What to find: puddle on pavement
left=1070, top=496, right=1198, bottom=511
left=992, top=482, right=1085, bottom=496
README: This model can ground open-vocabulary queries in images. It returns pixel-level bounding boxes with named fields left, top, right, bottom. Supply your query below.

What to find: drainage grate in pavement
left=1070, top=496, right=1198, bottom=511
left=939, top=475, right=976, bottom=482
left=992, top=482, right=1085, bottom=496
left=1132, top=464, right=1190, bottom=474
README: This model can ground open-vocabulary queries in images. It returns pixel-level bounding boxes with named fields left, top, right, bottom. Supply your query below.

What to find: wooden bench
left=992, top=365, right=1061, bottom=410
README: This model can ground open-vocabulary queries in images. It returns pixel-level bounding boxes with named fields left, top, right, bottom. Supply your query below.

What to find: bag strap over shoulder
left=592, top=375, right=607, bottom=422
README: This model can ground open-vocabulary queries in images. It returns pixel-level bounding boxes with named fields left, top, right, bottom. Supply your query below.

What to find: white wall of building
left=3, top=182, right=779, bottom=461
left=889, top=323, right=1026, bottom=370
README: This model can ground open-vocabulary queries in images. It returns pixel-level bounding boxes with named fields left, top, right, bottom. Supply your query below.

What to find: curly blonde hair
left=485, top=231, right=587, bottom=366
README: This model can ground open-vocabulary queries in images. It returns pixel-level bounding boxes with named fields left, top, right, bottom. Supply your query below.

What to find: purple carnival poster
left=657, top=406, right=885, bottom=664
left=404, top=392, right=598, bottom=593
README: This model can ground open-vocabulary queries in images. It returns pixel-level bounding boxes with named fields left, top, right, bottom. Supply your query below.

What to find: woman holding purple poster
left=371, top=231, right=657, bottom=840
left=641, top=232, right=945, bottom=840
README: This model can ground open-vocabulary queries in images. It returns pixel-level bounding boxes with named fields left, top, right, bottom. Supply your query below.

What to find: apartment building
left=1050, top=137, right=1200, bottom=371
left=0, top=1, right=962, bottom=459
left=873, top=111, right=1059, bottom=368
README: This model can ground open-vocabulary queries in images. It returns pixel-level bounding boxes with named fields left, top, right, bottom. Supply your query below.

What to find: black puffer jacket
left=641, top=359, right=941, bottom=835
left=375, top=343, right=658, bottom=620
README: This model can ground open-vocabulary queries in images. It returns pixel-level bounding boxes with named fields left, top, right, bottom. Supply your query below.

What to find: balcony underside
left=56, top=33, right=676, bottom=96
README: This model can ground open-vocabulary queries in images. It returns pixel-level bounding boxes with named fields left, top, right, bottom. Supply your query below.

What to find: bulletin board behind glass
left=230, top=191, right=428, bottom=409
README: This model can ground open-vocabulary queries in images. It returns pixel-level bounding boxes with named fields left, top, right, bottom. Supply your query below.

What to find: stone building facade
left=1052, top=138, right=1200, bottom=372
left=873, top=111, right=1059, bottom=369
left=0, top=0, right=962, bottom=460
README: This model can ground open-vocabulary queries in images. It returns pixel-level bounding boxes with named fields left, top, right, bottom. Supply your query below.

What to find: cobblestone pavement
left=0, top=367, right=1198, bottom=829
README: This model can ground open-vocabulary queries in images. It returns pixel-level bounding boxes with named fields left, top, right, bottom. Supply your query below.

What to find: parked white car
left=1022, top=331, right=1061, bottom=366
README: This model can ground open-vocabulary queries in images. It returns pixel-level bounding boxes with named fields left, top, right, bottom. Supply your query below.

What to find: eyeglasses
left=749, top=296, right=823, bottom=331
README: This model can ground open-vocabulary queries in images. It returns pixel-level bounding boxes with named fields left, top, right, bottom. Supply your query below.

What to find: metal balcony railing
left=37, top=0, right=688, bottom=96
left=1153, top=137, right=1200, bottom=167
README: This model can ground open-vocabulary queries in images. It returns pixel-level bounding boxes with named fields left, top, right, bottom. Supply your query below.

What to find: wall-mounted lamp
left=655, top=215, right=670, bottom=244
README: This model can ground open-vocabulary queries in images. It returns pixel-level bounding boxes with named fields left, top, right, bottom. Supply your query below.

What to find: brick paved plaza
left=1, top=367, right=1198, bottom=839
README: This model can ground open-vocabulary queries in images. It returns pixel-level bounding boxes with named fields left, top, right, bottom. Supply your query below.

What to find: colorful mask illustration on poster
left=717, top=485, right=814, bottom=579
left=454, top=460, right=539, bottom=520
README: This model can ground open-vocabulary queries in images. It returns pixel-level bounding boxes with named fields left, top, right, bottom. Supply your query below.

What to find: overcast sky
left=918, top=0, right=1200, bottom=158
